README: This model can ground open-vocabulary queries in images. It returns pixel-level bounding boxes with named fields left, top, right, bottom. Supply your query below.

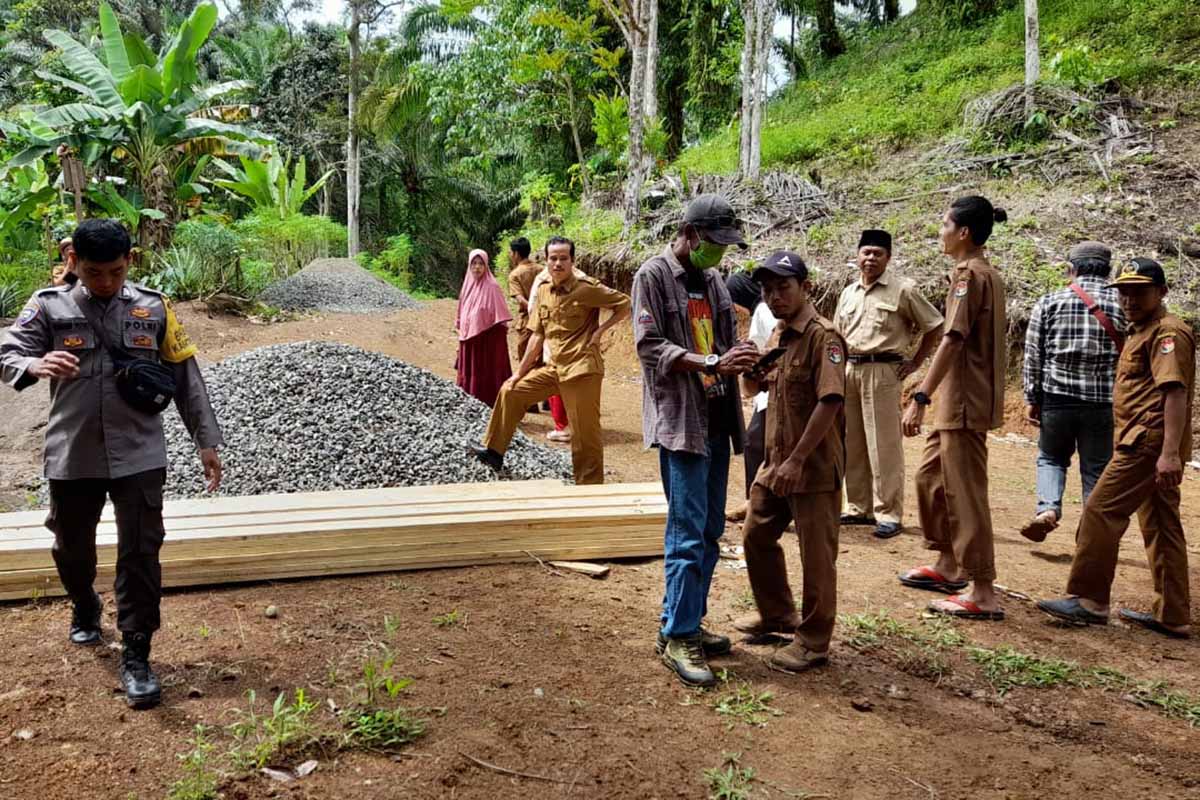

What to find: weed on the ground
left=710, top=671, right=784, bottom=729
left=167, top=726, right=220, bottom=800
left=343, top=707, right=428, bottom=751
left=841, top=612, right=965, bottom=678
left=226, top=689, right=324, bottom=770
left=969, top=646, right=1086, bottom=694
left=355, top=648, right=413, bottom=708
left=704, top=753, right=755, bottom=800
left=433, top=609, right=465, bottom=628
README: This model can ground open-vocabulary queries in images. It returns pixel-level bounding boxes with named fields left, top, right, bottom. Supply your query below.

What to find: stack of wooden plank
left=0, top=480, right=666, bottom=601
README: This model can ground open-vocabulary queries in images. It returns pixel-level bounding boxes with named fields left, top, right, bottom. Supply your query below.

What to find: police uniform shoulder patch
left=954, top=279, right=969, bottom=298
left=827, top=341, right=844, bottom=365
left=1160, top=336, right=1176, bottom=355
left=15, top=304, right=39, bottom=327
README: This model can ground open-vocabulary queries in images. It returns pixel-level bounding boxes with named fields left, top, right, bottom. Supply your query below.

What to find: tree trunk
left=346, top=3, right=362, bottom=257
left=565, top=79, right=592, bottom=200
left=884, top=0, right=901, bottom=22
left=1024, top=0, right=1040, bottom=117
left=644, top=0, right=659, bottom=122
left=814, top=0, right=845, bottom=59
left=747, top=0, right=774, bottom=179
left=737, top=0, right=756, bottom=177
left=622, top=0, right=650, bottom=233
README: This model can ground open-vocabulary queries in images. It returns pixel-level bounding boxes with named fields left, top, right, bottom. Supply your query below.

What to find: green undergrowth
left=841, top=611, right=1200, bottom=725
left=676, top=0, right=1200, bottom=175
left=497, top=198, right=624, bottom=289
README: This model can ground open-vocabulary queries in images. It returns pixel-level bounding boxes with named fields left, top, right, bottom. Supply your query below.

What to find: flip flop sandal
left=1118, top=609, right=1191, bottom=639
left=928, top=594, right=1005, bottom=621
left=897, top=566, right=968, bottom=594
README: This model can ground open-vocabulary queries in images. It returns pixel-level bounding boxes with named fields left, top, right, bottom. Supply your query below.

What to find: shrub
left=0, top=250, right=51, bottom=317
left=358, top=234, right=415, bottom=290
left=234, top=213, right=348, bottom=280
left=138, top=219, right=252, bottom=300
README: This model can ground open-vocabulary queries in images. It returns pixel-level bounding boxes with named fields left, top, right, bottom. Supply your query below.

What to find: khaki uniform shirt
left=1114, top=309, right=1195, bottom=461
left=834, top=271, right=944, bottom=355
left=933, top=256, right=1006, bottom=431
left=756, top=305, right=847, bottom=496
left=508, top=261, right=540, bottom=332
left=530, top=274, right=630, bottom=382
left=0, top=283, right=223, bottom=480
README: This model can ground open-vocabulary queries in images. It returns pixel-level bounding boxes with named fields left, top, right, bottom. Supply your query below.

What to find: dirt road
left=0, top=300, right=1196, bottom=800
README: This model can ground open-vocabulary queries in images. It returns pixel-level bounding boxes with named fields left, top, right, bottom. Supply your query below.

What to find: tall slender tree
left=813, top=0, right=844, bottom=58
left=738, top=0, right=775, bottom=179
left=1024, top=0, right=1039, bottom=117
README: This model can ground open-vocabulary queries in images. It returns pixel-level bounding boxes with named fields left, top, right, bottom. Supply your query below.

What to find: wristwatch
left=703, top=354, right=721, bottom=375
left=913, top=391, right=932, bottom=406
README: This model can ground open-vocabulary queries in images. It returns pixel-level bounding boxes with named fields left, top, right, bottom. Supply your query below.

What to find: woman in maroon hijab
left=455, top=248, right=513, bottom=407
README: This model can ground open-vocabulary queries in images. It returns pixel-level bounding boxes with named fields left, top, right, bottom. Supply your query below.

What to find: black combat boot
left=69, top=591, right=102, bottom=645
left=119, top=632, right=161, bottom=709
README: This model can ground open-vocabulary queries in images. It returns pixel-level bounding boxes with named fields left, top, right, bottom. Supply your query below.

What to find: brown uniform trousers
left=1066, top=431, right=1190, bottom=626
left=915, top=430, right=996, bottom=582
left=484, top=368, right=604, bottom=484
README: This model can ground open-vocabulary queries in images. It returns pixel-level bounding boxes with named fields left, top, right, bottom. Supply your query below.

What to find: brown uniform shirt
left=755, top=305, right=847, bottom=496
left=530, top=273, right=631, bottom=382
left=508, top=261, right=540, bottom=331
left=1114, top=309, right=1195, bottom=461
left=933, top=256, right=1006, bottom=431
left=834, top=272, right=944, bottom=356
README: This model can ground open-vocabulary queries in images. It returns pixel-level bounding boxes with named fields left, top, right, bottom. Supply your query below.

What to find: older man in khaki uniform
left=834, top=230, right=943, bottom=539
left=471, top=236, right=630, bottom=484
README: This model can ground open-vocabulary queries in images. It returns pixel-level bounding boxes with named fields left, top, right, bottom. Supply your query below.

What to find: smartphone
left=753, top=347, right=787, bottom=372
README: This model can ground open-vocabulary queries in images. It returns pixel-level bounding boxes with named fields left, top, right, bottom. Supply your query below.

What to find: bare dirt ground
left=0, top=299, right=1198, bottom=800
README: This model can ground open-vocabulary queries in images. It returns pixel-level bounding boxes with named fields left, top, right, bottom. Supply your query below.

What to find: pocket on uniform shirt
left=871, top=302, right=898, bottom=328
left=785, top=364, right=813, bottom=404
left=1115, top=424, right=1157, bottom=452
left=54, top=328, right=96, bottom=352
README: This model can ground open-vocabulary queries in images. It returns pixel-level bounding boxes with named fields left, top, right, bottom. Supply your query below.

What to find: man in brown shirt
left=834, top=229, right=944, bottom=539
left=1038, top=258, right=1194, bottom=638
left=899, top=196, right=1007, bottom=621
left=507, top=237, right=540, bottom=365
left=736, top=251, right=847, bottom=672
left=471, top=236, right=630, bottom=484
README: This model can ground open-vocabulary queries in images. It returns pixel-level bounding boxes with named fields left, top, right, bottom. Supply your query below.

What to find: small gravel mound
left=260, top=258, right=420, bottom=313
left=162, top=341, right=571, bottom=498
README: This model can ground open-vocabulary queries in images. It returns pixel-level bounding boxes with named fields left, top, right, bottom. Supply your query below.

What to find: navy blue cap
left=752, top=251, right=808, bottom=283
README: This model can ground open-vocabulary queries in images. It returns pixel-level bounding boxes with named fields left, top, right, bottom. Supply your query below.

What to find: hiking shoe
left=767, top=642, right=828, bottom=674
left=1019, top=511, right=1059, bottom=543
left=873, top=522, right=903, bottom=539
left=467, top=443, right=503, bottom=471
left=69, top=591, right=102, bottom=646
left=732, top=613, right=800, bottom=636
left=659, top=634, right=717, bottom=687
left=119, top=632, right=161, bottom=709
left=656, top=627, right=731, bottom=657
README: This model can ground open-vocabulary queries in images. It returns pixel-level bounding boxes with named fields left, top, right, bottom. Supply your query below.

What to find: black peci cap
left=684, top=194, right=748, bottom=249
left=1107, top=257, right=1166, bottom=289
left=858, top=229, right=892, bottom=252
left=751, top=251, right=808, bottom=283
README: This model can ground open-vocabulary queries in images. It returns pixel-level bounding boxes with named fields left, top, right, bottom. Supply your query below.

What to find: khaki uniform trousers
left=484, top=367, right=604, bottom=485
left=515, top=326, right=533, bottom=364
left=742, top=485, right=840, bottom=653
left=915, top=429, right=996, bottom=582
left=843, top=362, right=904, bottom=524
left=1066, top=431, right=1191, bottom=626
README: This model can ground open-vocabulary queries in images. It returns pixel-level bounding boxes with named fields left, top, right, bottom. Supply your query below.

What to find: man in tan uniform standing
left=1038, top=258, right=1193, bottom=639
left=507, top=237, right=540, bottom=367
left=834, top=229, right=943, bottom=539
left=899, top=196, right=1007, bottom=621
left=471, top=236, right=630, bottom=484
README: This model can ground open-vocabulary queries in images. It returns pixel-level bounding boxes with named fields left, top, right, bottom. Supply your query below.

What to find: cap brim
left=702, top=225, right=748, bottom=249
left=751, top=266, right=792, bottom=282
left=1105, top=275, right=1156, bottom=289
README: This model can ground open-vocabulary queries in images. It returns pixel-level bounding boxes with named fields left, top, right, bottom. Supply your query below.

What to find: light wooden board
left=0, top=480, right=666, bottom=600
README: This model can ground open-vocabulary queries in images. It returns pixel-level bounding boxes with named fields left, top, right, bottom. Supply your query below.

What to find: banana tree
left=212, top=152, right=334, bottom=220
left=1, top=2, right=271, bottom=251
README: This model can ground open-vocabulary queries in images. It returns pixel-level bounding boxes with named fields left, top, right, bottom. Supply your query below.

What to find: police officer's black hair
left=948, top=196, right=1007, bottom=246
left=1070, top=258, right=1112, bottom=279
left=72, top=218, right=132, bottom=263
left=510, top=237, right=531, bottom=259
left=545, top=235, right=575, bottom=259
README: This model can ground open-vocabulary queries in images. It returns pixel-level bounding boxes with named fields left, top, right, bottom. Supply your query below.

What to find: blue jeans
left=659, top=435, right=731, bottom=638
left=1036, top=399, right=1114, bottom=517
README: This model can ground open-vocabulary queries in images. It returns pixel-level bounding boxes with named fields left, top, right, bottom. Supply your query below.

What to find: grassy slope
left=676, top=0, right=1200, bottom=176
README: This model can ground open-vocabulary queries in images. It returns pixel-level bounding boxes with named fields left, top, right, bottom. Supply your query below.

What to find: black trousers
left=744, top=407, right=766, bottom=497
left=45, top=469, right=167, bottom=634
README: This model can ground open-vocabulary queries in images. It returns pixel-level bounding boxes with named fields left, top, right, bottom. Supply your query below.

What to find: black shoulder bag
left=79, top=299, right=176, bottom=415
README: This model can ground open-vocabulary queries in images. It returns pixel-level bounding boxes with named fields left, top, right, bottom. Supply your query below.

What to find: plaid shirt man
left=1023, top=275, right=1126, bottom=405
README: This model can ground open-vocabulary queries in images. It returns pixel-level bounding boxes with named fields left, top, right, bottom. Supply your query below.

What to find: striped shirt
left=1022, top=276, right=1125, bottom=405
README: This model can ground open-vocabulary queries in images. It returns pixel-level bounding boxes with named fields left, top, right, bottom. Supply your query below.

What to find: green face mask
left=690, top=239, right=727, bottom=270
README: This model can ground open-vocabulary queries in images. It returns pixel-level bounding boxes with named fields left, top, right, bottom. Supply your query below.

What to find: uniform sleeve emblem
left=827, top=342, right=843, bottom=364
left=1160, top=336, right=1176, bottom=354
left=954, top=279, right=969, bottom=298
left=160, top=299, right=198, bottom=363
left=637, top=306, right=654, bottom=327
left=15, top=304, right=39, bottom=327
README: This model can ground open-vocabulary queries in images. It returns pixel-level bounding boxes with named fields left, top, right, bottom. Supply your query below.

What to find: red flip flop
left=928, top=594, right=1005, bottom=621
left=897, top=566, right=968, bottom=595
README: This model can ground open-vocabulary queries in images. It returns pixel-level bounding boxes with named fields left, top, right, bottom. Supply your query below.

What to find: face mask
left=689, top=238, right=727, bottom=270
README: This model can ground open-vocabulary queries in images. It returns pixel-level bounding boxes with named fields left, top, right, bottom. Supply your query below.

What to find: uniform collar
left=77, top=283, right=133, bottom=302
left=779, top=303, right=817, bottom=336
left=856, top=270, right=890, bottom=291
left=662, top=244, right=688, bottom=279
left=549, top=272, right=578, bottom=294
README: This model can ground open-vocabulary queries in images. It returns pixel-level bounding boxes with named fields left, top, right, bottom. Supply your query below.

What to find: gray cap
left=683, top=194, right=747, bottom=249
left=1068, top=241, right=1111, bottom=265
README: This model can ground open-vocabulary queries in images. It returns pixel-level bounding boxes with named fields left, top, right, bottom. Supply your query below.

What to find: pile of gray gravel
left=259, top=258, right=420, bottom=313
left=161, top=341, right=571, bottom=498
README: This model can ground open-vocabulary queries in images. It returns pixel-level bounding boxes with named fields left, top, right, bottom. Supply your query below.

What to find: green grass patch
left=704, top=753, right=755, bottom=800
left=841, top=611, right=966, bottom=678
left=968, top=646, right=1086, bottom=694
left=432, top=609, right=465, bottom=628
left=342, top=707, right=428, bottom=751
left=710, top=670, right=784, bottom=729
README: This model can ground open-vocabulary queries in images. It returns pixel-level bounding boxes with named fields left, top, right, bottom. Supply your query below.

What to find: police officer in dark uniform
left=0, top=219, right=224, bottom=708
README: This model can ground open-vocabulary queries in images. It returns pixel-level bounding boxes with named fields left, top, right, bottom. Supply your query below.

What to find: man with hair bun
left=834, top=229, right=943, bottom=540
left=1019, top=241, right=1125, bottom=542
left=898, top=196, right=1008, bottom=621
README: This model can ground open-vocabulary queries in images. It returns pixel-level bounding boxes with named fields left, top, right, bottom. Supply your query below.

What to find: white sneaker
left=547, top=429, right=572, bottom=442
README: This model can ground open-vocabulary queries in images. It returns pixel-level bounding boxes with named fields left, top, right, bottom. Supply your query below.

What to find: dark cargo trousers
left=45, top=468, right=167, bottom=634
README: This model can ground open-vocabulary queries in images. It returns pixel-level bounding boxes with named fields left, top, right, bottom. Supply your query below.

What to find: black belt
left=846, top=353, right=903, bottom=364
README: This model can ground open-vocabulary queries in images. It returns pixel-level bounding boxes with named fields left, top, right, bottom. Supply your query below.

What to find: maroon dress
left=456, top=323, right=513, bottom=407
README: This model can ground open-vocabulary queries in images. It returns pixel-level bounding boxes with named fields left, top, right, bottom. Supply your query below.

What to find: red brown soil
left=0, top=300, right=1197, bottom=800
